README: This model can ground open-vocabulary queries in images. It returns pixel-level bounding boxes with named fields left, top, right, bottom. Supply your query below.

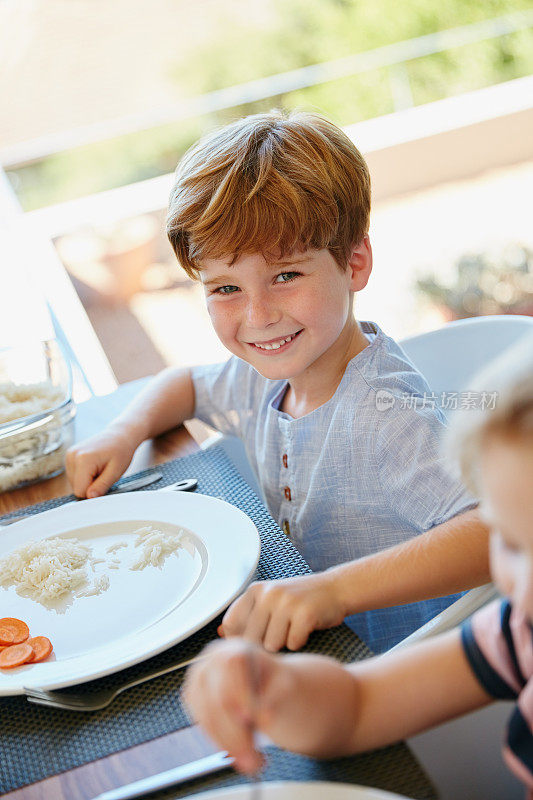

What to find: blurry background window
left=1, top=0, right=531, bottom=385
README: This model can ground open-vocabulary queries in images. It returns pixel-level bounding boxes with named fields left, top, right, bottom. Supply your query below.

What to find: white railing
left=0, top=10, right=531, bottom=170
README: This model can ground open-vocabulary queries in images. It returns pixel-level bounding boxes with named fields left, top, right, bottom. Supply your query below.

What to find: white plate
left=187, top=782, right=410, bottom=800
left=0, top=490, right=260, bottom=695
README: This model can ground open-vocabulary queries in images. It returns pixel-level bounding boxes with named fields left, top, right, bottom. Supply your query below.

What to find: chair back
left=399, top=314, right=533, bottom=402
left=395, top=315, right=533, bottom=648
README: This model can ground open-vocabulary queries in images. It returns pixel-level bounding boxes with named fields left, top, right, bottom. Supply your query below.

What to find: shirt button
left=282, top=454, right=288, bottom=468
left=282, top=520, right=291, bottom=537
left=284, top=486, right=291, bottom=501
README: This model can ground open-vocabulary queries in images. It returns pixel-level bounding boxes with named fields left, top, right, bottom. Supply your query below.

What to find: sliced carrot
left=0, top=643, right=34, bottom=669
left=0, top=617, right=29, bottom=644
left=26, top=636, right=53, bottom=663
left=0, top=627, right=15, bottom=646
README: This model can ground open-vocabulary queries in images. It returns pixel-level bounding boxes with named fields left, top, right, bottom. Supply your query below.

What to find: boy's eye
left=274, top=271, right=300, bottom=283
left=214, top=285, right=239, bottom=295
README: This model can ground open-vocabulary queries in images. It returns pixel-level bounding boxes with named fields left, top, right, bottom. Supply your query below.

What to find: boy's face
left=481, top=435, right=533, bottom=622
left=199, top=245, right=371, bottom=383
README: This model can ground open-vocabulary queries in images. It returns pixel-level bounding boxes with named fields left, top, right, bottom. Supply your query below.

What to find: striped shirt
left=462, top=600, right=533, bottom=796
left=192, top=321, right=476, bottom=653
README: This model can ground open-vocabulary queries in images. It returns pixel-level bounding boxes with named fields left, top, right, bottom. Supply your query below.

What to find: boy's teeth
left=255, top=333, right=296, bottom=350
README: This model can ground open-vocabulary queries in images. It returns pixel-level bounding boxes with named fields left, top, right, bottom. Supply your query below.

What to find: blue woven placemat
left=0, top=445, right=435, bottom=798
left=152, top=744, right=437, bottom=800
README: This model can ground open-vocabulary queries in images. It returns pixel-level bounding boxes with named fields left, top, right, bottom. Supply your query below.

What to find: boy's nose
left=245, top=294, right=281, bottom=328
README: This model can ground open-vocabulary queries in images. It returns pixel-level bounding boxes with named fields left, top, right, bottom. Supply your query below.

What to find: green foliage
left=10, top=119, right=203, bottom=210
left=178, top=0, right=532, bottom=93
left=10, top=0, right=533, bottom=210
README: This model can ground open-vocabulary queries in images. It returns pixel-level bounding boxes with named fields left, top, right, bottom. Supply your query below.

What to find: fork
left=24, top=653, right=203, bottom=711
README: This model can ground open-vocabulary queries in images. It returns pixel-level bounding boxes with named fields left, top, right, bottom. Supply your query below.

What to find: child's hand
left=185, top=639, right=360, bottom=766
left=218, top=572, right=346, bottom=651
left=183, top=639, right=285, bottom=774
left=65, top=426, right=138, bottom=498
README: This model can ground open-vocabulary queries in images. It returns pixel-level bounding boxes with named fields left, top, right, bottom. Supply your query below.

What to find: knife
left=91, top=751, right=235, bottom=800
left=249, top=649, right=263, bottom=800
left=109, top=472, right=163, bottom=494
left=0, top=471, right=163, bottom=527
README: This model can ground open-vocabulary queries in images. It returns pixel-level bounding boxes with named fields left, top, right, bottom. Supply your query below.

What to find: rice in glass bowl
left=0, top=339, right=76, bottom=492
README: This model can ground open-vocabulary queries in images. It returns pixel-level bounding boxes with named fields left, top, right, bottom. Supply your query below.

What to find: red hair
left=167, top=110, right=371, bottom=278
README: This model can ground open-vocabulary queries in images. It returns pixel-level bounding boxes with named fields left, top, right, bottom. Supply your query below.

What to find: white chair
left=399, top=314, right=533, bottom=416
left=397, top=314, right=532, bottom=800
left=395, top=314, right=533, bottom=645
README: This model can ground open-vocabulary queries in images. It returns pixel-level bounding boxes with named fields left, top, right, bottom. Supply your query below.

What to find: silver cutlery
left=160, top=477, right=198, bottom=492
left=0, top=474, right=199, bottom=527
left=24, top=653, right=203, bottom=711
left=91, top=750, right=235, bottom=800
left=249, top=649, right=263, bottom=800
left=109, top=472, right=164, bottom=493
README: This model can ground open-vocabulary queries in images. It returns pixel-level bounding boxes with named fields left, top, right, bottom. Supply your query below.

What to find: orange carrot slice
left=0, top=617, right=29, bottom=644
left=0, top=643, right=34, bottom=669
left=26, top=636, right=53, bottom=663
left=0, top=627, right=15, bottom=646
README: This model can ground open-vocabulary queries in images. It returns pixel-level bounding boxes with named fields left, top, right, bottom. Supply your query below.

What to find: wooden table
left=1, top=381, right=221, bottom=800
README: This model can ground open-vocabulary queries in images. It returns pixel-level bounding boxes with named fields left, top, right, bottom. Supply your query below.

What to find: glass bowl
left=0, top=339, right=76, bottom=492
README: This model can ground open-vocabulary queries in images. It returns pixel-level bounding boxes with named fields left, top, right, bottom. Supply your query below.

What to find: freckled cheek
left=207, top=303, right=240, bottom=343
left=296, top=288, right=348, bottom=332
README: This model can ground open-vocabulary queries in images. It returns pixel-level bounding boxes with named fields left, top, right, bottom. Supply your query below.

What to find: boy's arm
left=220, top=507, right=489, bottom=651
left=184, top=630, right=492, bottom=772
left=66, top=367, right=195, bottom=497
left=108, top=366, right=196, bottom=443
left=344, top=627, right=491, bottom=753
left=332, top=506, right=490, bottom=615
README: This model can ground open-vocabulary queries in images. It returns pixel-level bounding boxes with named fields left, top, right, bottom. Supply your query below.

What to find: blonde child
left=66, top=110, right=489, bottom=653
left=184, top=337, right=533, bottom=793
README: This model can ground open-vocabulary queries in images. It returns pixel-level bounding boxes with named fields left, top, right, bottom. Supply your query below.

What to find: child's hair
left=448, top=333, right=533, bottom=493
left=166, top=110, right=371, bottom=279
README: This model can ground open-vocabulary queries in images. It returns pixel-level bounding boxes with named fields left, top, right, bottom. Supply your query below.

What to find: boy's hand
left=183, top=639, right=294, bottom=774
left=218, top=572, right=346, bottom=651
left=65, top=426, right=138, bottom=499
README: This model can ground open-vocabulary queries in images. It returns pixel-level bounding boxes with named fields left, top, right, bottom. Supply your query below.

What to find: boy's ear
left=347, top=235, right=372, bottom=292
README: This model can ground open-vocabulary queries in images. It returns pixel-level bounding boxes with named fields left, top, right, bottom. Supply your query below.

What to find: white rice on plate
left=130, top=525, right=185, bottom=570
left=0, top=536, right=92, bottom=602
left=0, top=525, right=188, bottom=605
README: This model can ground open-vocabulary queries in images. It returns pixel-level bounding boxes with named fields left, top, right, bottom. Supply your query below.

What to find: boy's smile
left=200, top=243, right=372, bottom=412
left=247, top=329, right=303, bottom=353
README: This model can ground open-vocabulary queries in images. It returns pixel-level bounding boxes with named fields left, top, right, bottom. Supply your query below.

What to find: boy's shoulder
left=351, top=322, right=433, bottom=399
left=346, top=322, right=449, bottom=436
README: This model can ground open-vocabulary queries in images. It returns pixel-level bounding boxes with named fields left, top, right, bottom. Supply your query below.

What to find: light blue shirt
left=192, top=321, right=476, bottom=652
